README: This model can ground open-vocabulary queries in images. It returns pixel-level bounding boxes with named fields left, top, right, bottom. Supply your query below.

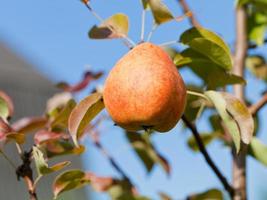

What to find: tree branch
left=232, top=5, right=248, bottom=200
left=249, top=92, right=267, bottom=115
left=177, top=0, right=200, bottom=27
left=16, top=149, right=38, bottom=200
left=182, top=115, right=234, bottom=198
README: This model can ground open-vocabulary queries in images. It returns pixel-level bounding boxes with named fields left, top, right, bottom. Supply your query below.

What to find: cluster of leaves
left=1, top=0, right=267, bottom=200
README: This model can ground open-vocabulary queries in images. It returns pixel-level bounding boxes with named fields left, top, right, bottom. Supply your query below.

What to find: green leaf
left=0, top=98, right=9, bottom=120
left=175, top=49, right=245, bottom=89
left=125, top=132, right=170, bottom=174
left=141, top=0, right=149, bottom=9
left=51, top=99, right=76, bottom=130
left=248, top=11, right=267, bottom=45
left=53, top=170, right=90, bottom=198
left=180, top=27, right=233, bottom=70
left=246, top=55, right=267, bottom=81
left=89, top=13, right=129, bottom=39
left=249, top=137, right=267, bottom=166
left=188, top=188, right=223, bottom=200
left=205, top=91, right=254, bottom=152
left=68, top=92, right=104, bottom=146
left=187, top=132, right=220, bottom=152
left=33, top=146, right=70, bottom=176
left=147, top=0, right=174, bottom=25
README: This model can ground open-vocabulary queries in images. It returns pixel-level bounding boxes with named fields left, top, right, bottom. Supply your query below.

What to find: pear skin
left=103, top=42, right=186, bottom=132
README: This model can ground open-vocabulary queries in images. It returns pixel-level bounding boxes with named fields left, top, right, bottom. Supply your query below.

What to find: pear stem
left=140, top=10, right=146, bottom=42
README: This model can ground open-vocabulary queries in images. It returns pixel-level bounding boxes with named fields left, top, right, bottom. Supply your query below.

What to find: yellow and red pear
left=103, top=42, right=186, bottom=132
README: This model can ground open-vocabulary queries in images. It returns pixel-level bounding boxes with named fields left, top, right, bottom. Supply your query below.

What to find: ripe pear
left=103, top=42, right=186, bottom=132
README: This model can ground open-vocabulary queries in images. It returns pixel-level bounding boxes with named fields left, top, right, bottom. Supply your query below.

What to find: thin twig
left=177, top=0, right=200, bottom=27
left=182, top=115, right=234, bottom=198
left=0, top=149, right=17, bottom=169
left=249, top=92, right=267, bottom=115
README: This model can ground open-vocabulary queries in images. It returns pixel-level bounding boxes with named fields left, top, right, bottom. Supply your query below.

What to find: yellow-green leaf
left=89, top=13, right=129, bottom=39
left=68, top=93, right=104, bottom=146
left=147, top=0, right=173, bottom=25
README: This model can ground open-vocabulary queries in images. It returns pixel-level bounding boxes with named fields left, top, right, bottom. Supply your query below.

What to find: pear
left=103, top=42, right=186, bottom=132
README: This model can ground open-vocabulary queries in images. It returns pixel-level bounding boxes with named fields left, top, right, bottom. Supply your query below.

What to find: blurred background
left=0, top=0, right=267, bottom=199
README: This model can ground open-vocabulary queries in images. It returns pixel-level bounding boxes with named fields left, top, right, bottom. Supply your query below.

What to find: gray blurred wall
left=0, top=42, right=88, bottom=200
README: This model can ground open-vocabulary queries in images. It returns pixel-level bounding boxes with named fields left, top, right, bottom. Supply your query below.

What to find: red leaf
left=12, top=117, right=48, bottom=134
left=86, top=173, right=114, bottom=192
left=34, top=130, right=69, bottom=145
left=56, top=71, right=103, bottom=93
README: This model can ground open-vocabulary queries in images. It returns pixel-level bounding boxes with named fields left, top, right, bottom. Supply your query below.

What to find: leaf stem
left=186, top=90, right=210, bottom=101
left=159, top=40, right=178, bottom=47
left=147, top=23, right=158, bottom=42
left=140, top=10, right=146, bottom=42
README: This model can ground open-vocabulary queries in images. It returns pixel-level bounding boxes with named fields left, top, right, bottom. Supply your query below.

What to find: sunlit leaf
left=188, top=188, right=223, bottom=200
left=68, top=92, right=104, bottom=146
left=89, top=13, right=129, bottom=39
left=53, top=170, right=90, bottom=198
left=33, top=146, right=70, bottom=176
left=141, top=0, right=149, bottom=9
left=47, top=92, right=73, bottom=114
left=12, top=117, right=48, bottom=134
left=159, top=192, right=172, bottom=200
left=175, top=49, right=245, bottom=89
left=248, top=137, right=267, bottom=166
left=180, top=27, right=233, bottom=70
left=248, top=11, right=267, bottom=45
left=147, top=0, right=174, bottom=25
left=246, top=55, right=267, bottom=81
left=6, top=132, right=25, bottom=144
left=205, top=91, right=254, bottom=152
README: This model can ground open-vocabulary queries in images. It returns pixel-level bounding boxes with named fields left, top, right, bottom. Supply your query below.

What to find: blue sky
left=1, top=0, right=267, bottom=199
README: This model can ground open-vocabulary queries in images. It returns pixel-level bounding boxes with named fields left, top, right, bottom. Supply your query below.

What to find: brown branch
left=16, top=149, right=38, bottom=200
left=182, top=115, right=234, bottom=198
left=232, top=5, right=248, bottom=200
left=249, top=92, right=267, bottom=115
left=177, top=0, right=201, bottom=27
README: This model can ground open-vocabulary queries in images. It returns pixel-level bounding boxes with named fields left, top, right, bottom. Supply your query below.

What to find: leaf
left=248, top=11, right=267, bottom=45
left=125, top=132, right=170, bottom=174
left=56, top=71, right=103, bottom=93
left=47, top=92, right=73, bottom=114
left=6, top=132, right=25, bottom=144
left=51, top=99, right=76, bottom=130
left=89, top=13, right=129, bottom=39
left=180, top=27, right=233, bottom=70
left=141, top=0, right=149, bottom=9
left=53, top=170, right=90, bottom=198
left=34, top=130, right=69, bottom=145
left=205, top=91, right=254, bottom=152
left=147, top=0, right=174, bottom=25
left=159, top=192, right=172, bottom=200
left=175, top=49, right=245, bottom=89
left=188, top=188, right=223, bottom=200
left=248, top=137, right=267, bottom=166
left=12, top=117, right=48, bottom=134
left=33, top=146, right=70, bottom=176
left=68, top=92, right=104, bottom=146
left=187, top=132, right=220, bottom=152
left=0, top=90, right=14, bottom=119
left=246, top=55, right=267, bottom=81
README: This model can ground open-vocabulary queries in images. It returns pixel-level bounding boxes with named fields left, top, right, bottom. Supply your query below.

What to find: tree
left=0, top=0, right=267, bottom=199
